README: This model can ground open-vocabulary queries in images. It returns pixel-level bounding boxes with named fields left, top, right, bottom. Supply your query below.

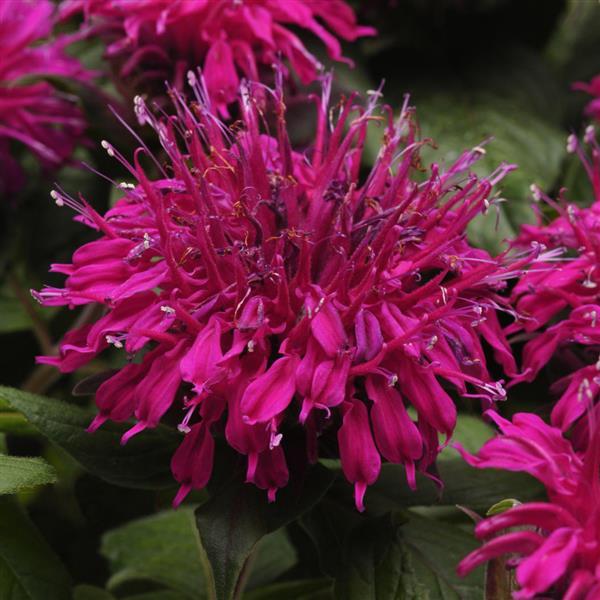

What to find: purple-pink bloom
left=457, top=410, right=600, bottom=600
left=0, top=0, right=92, bottom=195
left=338, top=399, right=381, bottom=512
left=510, top=129, right=600, bottom=434
left=60, top=0, right=375, bottom=116
left=574, top=76, right=600, bottom=121
left=36, top=73, right=532, bottom=509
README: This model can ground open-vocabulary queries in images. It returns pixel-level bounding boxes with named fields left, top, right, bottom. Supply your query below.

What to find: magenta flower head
left=457, top=411, right=600, bottom=599
left=510, top=128, right=600, bottom=434
left=60, top=0, right=375, bottom=116
left=35, top=72, right=531, bottom=510
left=573, top=76, right=600, bottom=121
left=0, top=0, right=92, bottom=195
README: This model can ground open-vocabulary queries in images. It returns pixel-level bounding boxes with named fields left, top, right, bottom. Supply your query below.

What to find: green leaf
left=243, top=579, right=333, bottom=600
left=0, top=497, right=72, bottom=599
left=486, top=498, right=521, bottom=516
left=74, top=590, right=187, bottom=600
left=73, top=585, right=115, bottom=600
left=124, top=593, right=188, bottom=600
left=333, top=512, right=427, bottom=599
left=101, top=503, right=298, bottom=600
left=320, top=407, right=542, bottom=515
left=439, top=415, right=495, bottom=460
left=334, top=513, right=483, bottom=600
left=546, top=0, right=600, bottom=80
left=323, top=410, right=541, bottom=513
left=372, top=47, right=567, bottom=253
left=401, top=516, right=484, bottom=600
left=245, top=530, right=297, bottom=591
left=195, top=461, right=335, bottom=600
left=0, top=454, right=57, bottom=495
left=101, top=507, right=211, bottom=599
left=0, top=412, right=37, bottom=435
left=0, top=294, right=35, bottom=334
left=560, top=151, right=595, bottom=206
left=417, top=93, right=565, bottom=253
left=0, top=386, right=178, bottom=490
left=0, top=268, right=57, bottom=336
left=299, top=497, right=362, bottom=579
left=358, top=459, right=543, bottom=515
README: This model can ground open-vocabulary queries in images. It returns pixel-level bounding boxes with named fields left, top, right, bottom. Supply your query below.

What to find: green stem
left=0, top=412, right=36, bottom=435
left=21, top=304, right=105, bottom=395
left=7, top=271, right=53, bottom=356
left=233, top=549, right=258, bottom=600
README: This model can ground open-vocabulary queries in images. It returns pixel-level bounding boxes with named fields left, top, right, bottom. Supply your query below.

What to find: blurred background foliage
left=1, top=1, right=599, bottom=598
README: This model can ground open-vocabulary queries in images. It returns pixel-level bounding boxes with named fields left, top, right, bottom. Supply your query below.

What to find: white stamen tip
left=50, top=190, right=64, bottom=206
left=101, top=140, right=115, bottom=156
left=529, top=184, right=542, bottom=201
left=269, top=433, right=282, bottom=449
left=105, top=335, right=123, bottom=349
left=585, top=125, right=595, bottom=144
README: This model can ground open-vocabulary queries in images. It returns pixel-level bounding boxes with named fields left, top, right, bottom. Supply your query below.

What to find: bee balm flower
left=457, top=411, right=600, bottom=600
left=0, top=0, right=91, bottom=195
left=60, top=0, right=375, bottom=116
left=573, top=75, right=600, bottom=121
left=36, top=73, right=529, bottom=510
left=510, top=129, right=600, bottom=435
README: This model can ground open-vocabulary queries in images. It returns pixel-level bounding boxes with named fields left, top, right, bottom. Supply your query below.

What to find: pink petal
left=338, top=399, right=381, bottom=511
left=354, top=309, right=383, bottom=363
left=366, top=375, right=422, bottom=464
left=171, top=422, right=215, bottom=507
left=475, top=503, right=579, bottom=539
left=311, top=301, right=347, bottom=357
left=516, top=528, right=579, bottom=597
left=241, top=355, right=299, bottom=424
left=247, top=446, right=289, bottom=502
left=457, top=531, right=544, bottom=577
left=180, top=318, right=223, bottom=391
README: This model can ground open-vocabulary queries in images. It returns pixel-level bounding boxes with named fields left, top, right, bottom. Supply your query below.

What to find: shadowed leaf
left=195, top=461, right=334, bottom=600
left=0, top=497, right=72, bottom=599
left=0, top=386, right=178, bottom=489
left=0, top=454, right=57, bottom=495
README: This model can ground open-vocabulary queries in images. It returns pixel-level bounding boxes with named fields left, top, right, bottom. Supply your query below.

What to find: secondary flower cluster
left=574, top=76, right=600, bottom=122
left=457, top=411, right=600, bottom=599
left=509, top=128, right=600, bottom=439
left=35, top=73, right=533, bottom=510
left=60, top=0, right=374, bottom=116
left=452, top=128, right=600, bottom=597
left=0, top=0, right=91, bottom=195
